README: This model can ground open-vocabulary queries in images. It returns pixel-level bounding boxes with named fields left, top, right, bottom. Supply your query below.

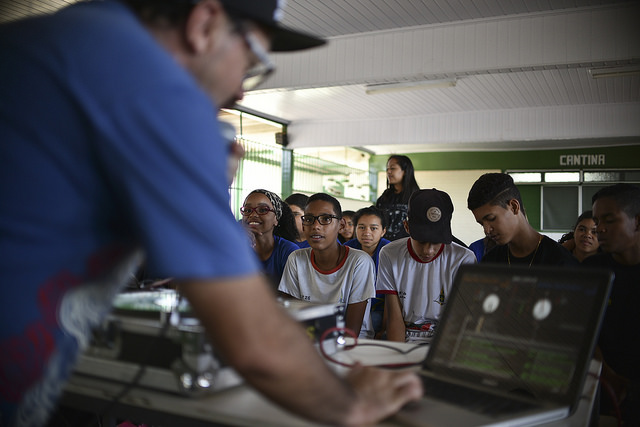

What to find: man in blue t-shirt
left=0, top=1, right=421, bottom=426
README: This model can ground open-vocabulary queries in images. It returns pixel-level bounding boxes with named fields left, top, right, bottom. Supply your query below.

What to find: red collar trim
left=311, top=246, right=350, bottom=274
left=407, top=239, right=444, bottom=264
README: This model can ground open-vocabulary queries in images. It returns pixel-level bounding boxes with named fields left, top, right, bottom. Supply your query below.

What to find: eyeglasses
left=240, top=206, right=275, bottom=216
left=237, top=27, right=275, bottom=91
left=301, top=214, right=340, bottom=226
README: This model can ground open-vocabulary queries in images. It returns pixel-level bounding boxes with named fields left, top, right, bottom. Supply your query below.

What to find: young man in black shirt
left=583, top=183, right=640, bottom=424
left=467, top=173, right=577, bottom=266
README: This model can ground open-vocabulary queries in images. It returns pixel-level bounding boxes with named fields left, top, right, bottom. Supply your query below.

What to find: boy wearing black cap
left=377, top=189, right=476, bottom=343
left=467, top=173, right=577, bottom=266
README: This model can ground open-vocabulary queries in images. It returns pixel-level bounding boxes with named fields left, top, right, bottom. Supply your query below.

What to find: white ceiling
left=4, top=0, right=640, bottom=155
left=242, top=0, right=640, bottom=154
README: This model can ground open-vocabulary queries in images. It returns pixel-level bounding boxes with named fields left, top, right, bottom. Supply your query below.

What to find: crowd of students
left=241, top=170, right=640, bottom=425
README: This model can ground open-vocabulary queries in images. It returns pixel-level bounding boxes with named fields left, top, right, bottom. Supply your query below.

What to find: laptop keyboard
left=422, top=377, right=538, bottom=417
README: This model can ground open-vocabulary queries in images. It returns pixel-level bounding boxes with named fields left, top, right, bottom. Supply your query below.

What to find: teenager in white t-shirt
left=278, top=193, right=375, bottom=336
left=377, top=189, right=476, bottom=344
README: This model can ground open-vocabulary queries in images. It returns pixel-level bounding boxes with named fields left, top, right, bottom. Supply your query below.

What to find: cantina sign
left=559, top=154, right=605, bottom=166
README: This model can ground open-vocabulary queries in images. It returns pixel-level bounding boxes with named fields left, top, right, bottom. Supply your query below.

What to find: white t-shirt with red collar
left=377, top=238, right=476, bottom=343
left=278, top=246, right=376, bottom=337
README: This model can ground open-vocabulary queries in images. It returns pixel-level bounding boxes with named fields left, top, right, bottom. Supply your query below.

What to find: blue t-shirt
left=469, top=238, right=486, bottom=262
left=344, top=238, right=391, bottom=271
left=262, top=235, right=299, bottom=287
left=295, top=240, right=310, bottom=248
left=0, top=2, right=259, bottom=425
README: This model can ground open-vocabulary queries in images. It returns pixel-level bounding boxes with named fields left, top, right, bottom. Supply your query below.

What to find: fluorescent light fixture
left=365, top=78, right=456, bottom=95
left=588, top=64, right=640, bottom=79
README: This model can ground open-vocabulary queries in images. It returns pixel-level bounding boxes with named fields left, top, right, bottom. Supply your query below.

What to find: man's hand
left=343, top=363, right=423, bottom=426
left=179, top=275, right=423, bottom=426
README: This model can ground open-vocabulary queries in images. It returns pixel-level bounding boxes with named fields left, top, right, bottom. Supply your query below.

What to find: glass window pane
left=542, top=186, right=578, bottom=230
left=582, top=186, right=607, bottom=212
left=545, top=172, right=580, bottom=182
left=510, top=173, right=542, bottom=183
left=583, top=172, right=621, bottom=182
left=623, top=171, right=640, bottom=181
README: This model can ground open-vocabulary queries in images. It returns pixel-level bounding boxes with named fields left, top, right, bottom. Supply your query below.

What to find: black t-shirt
left=583, top=252, right=640, bottom=381
left=481, top=235, right=578, bottom=266
left=376, top=190, right=409, bottom=241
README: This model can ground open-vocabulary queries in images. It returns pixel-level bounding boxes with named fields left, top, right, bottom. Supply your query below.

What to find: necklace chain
left=507, top=235, right=542, bottom=268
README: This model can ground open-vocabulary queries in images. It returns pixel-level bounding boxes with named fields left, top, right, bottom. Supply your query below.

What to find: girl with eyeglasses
left=241, top=189, right=299, bottom=289
left=278, top=193, right=376, bottom=337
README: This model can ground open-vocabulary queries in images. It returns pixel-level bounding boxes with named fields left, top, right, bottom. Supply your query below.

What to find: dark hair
left=592, top=183, right=640, bottom=219
left=352, top=206, right=388, bottom=230
left=342, top=210, right=356, bottom=219
left=284, top=193, right=309, bottom=209
left=275, top=202, right=299, bottom=242
left=467, top=173, right=526, bottom=216
left=123, top=0, right=195, bottom=25
left=307, top=193, right=342, bottom=218
left=123, top=0, right=250, bottom=34
left=574, top=210, right=594, bottom=229
left=380, top=155, right=420, bottom=203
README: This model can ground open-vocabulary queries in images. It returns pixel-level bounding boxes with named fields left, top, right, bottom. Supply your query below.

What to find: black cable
left=86, top=293, right=181, bottom=426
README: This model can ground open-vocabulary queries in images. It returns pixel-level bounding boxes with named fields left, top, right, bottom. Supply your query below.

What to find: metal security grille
left=292, top=153, right=370, bottom=201
left=230, top=137, right=283, bottom=219
left=229, top=140, right=371, bottom=219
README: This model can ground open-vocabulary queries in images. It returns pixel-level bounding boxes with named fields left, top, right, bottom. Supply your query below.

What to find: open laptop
left=394, top=263, right=613, bottom=427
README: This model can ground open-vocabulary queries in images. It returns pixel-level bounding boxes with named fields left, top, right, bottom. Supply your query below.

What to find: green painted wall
left=371, top=144, right=640, bottom=171
left=518, top=185, right=541, bottom=229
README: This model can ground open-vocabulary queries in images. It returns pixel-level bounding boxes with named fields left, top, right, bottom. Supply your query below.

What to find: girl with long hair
left=375, top=155, right=420, bottom=241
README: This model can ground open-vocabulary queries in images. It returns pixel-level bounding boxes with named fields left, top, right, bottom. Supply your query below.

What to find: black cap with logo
left=407, top=189, right=454, bottom=244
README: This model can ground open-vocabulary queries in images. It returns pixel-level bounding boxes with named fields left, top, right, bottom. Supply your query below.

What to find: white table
left=61, top=339, right=600, bottom=426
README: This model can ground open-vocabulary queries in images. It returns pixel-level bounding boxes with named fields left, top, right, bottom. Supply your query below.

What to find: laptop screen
left=425, top=264, right=612, bottom=404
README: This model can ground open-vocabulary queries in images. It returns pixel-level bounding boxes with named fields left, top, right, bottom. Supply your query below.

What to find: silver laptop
left=394, top=264, right=613, bottom=427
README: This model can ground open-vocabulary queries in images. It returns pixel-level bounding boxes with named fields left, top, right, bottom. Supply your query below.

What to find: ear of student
left=508, top=199, right=521, bottom=215
left=403, top=220, right=410, bottom=234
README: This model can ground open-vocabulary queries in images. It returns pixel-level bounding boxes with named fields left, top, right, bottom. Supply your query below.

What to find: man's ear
left=184, top=0, right=226, bottom=53
left=403, top=220, right=410, bottom=234
left=338, top=218, right=346, bottom=233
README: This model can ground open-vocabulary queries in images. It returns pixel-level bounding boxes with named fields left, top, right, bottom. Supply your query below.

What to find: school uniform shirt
left=344, top=238, right=391, bottom=336
left=278, top=246, right=375, bottom=337
left=261, top=235, right=299, bottom=288
left=377, top=238, right=476, bottom=343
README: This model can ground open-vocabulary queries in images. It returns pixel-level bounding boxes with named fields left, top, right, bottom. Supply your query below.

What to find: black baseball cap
left=220, top=0, right=326, bottom=51
left=407, top=189, right=454, bottom=244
